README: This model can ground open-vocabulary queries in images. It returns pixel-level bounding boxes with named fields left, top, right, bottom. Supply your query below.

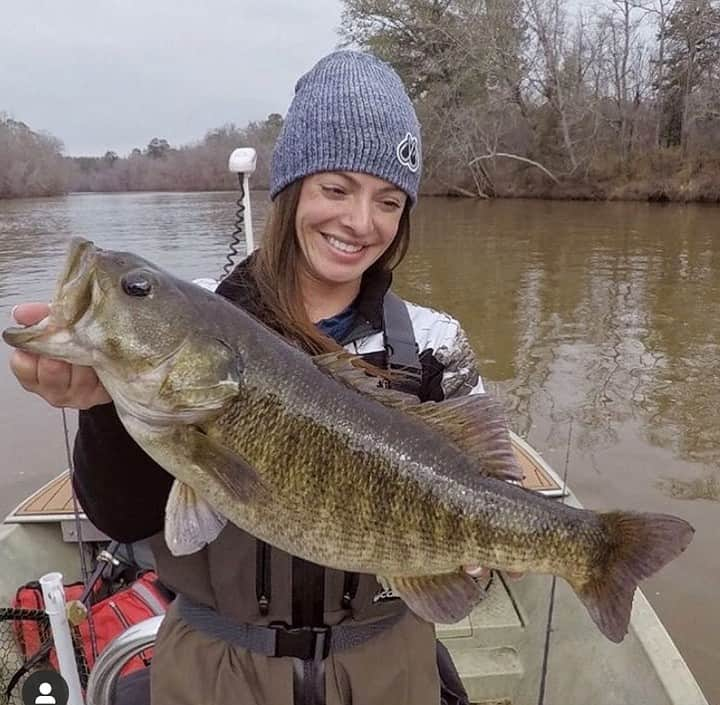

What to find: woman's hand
left=8, top=303, right=111, bottom=410
left=464, top=565, right=525, bottom=581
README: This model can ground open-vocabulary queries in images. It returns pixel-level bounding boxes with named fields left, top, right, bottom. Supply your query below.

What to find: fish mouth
left=2, top=237, right=99, bottom=353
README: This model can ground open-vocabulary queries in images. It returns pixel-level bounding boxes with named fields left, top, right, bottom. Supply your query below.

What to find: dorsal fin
left=312, top=352, right=523, bottom=482
left=312, top=351, right=421, bottom=409
left=408, top=395, right=523, bottom=481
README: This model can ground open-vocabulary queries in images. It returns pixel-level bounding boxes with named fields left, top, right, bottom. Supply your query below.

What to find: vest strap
left=176, top=594, right=406, bottom=660
left=341, top=571, right=360, bottom=609
left=255, top=541, right=272, bottom=616
left=383, top=291, right=423, bottom=395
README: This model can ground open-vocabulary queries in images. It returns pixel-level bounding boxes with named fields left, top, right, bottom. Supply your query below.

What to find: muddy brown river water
left=0, top=192, right=717, bottom=701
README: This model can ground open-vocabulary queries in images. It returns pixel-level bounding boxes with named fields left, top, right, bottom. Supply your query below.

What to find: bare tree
left=0, top=115, right=69, bottom=198
left=524, top=0, right=581, bottom=171
left=633, top=0, right=678, bottom=147
left=658, top=0, right=720, bottom=151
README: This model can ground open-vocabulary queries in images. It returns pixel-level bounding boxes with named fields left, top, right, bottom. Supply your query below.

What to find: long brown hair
left=250, top=179, right=411, bottom=355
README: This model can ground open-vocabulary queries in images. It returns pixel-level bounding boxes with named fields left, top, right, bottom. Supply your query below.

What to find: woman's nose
left=341, top=198, right=374, bottom=237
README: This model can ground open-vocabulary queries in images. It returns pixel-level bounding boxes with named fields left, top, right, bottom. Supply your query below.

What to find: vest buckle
left=268, top=621, right=331, bottom=660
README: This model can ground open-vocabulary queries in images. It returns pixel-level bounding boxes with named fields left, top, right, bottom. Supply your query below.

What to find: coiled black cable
left=222, top=173, right=247, bottom=279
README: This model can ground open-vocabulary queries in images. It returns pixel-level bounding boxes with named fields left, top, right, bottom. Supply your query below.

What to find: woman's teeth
left=325, top=235, right=363, bottom=254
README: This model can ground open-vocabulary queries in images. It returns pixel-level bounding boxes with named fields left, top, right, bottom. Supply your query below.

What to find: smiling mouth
left=323, top=234, right=364, bottom=255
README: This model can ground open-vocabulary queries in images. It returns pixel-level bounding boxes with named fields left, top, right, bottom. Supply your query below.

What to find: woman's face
left=294, top=172, right=407, bottom=288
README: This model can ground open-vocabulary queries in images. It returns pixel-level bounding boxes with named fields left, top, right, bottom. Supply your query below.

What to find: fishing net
left=0, top=607, right=90, bottom=705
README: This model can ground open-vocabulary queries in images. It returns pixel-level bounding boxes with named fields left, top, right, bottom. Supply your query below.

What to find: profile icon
left=21, top=671, right=69, bottom=705
left=35, top=681, right=55, bottom=704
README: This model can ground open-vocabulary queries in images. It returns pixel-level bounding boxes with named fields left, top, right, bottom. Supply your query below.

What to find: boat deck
left=7, top=471, right=81, bottom=522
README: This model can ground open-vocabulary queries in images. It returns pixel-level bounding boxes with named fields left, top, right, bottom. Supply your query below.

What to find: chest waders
left=264, top=291, right=422, bottom=705
left=172, top=291, right=471, bottom=704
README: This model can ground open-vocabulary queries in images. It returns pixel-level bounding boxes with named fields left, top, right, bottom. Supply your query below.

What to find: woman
left=10, top=50, right=503, bottom=705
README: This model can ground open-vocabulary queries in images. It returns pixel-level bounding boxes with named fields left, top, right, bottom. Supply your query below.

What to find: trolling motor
left=223, top=148, right=257, bottom=277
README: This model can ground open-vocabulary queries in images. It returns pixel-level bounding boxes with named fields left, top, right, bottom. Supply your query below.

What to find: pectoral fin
left=163, top=426, right=267, bottom=556
left=385, top=570, right=488, bottom=624
left=183, top=426, right=266, bottom=502
left=165, top=480, right=228, bottom=556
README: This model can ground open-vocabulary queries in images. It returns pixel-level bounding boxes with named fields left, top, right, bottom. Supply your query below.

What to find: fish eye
left=121, top=271, right=153, bottom=297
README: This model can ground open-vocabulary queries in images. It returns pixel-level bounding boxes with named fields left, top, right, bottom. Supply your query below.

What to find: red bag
left=13, top=571, right=170, bottom=675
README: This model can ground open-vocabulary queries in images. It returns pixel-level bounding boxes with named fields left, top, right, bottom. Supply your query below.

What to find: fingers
left=464, top=565, right=491, bottom=579
left=8, top=302, right=111, bottom=409
left=85, top=385, right=113, bottom=409
left=37, top=357, right=73, bottom=399
left=10, top=350, right=41, bottom=390
left=43, top=362, right=109, bottom=409
left=71, top=367, right=112, bottom=408
left=9, top=349, right=111, bottom=409
left=11, top=302, right=50, bottom=326
left=463, top=565, right=525, bottom=582
left=11, top=350, right=72, bottom=406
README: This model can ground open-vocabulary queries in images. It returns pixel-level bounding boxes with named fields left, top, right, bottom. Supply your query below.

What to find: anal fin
left=386, top=570, right=488, bottom=624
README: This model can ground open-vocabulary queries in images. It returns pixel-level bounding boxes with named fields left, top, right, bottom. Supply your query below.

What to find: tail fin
left=571, top=512, right=694, bottom=642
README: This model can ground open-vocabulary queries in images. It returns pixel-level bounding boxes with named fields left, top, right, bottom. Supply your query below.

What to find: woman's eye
left=382, top=200, right=401, bottom=210
left=321, top=185, right=346, bottom=197
left=121, top=273, right=153, bottom=297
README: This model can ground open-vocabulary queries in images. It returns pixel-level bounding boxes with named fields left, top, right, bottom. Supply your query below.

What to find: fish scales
left=198, top=341, right=603, bottom=581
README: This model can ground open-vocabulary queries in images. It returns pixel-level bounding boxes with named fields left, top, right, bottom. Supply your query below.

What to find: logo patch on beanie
left=396, top=133, right=420, bottom=173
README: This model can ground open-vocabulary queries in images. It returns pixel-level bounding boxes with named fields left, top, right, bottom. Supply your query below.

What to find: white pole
left=40, top=572, right=84, bottom=705
left=228, top=148, right=257, bottom=255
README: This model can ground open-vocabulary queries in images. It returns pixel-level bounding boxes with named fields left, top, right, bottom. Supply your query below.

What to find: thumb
left=11, top=302, right=50, bottom=326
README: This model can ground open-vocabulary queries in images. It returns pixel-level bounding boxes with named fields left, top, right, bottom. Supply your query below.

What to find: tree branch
left=469, top=152, right=561, bottom=184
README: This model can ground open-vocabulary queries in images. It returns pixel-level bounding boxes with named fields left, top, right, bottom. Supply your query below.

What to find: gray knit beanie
left=270, top=50, right=422, bottom=204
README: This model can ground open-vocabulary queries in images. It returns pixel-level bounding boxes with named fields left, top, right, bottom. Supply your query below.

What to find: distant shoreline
left=3, top=187, right=720, bottom=204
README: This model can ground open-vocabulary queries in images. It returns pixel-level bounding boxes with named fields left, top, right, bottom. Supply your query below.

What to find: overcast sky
left=0, top=1, right=344, bottom=156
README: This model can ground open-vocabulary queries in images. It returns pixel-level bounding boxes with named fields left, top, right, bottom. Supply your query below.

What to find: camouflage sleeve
left=433, top=323, right=486, bottom=399
left=405, top=301, right=485, bottom=401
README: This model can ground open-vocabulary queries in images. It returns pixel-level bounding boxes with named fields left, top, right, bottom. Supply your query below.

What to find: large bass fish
left=3, top=238, right=693, bottom=642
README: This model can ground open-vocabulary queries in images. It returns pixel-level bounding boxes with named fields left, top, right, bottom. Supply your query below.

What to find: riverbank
left=5, top=156, right=720, bottom=204
left=432, top=148, right=720, bottom=203
left=4, top=184, right=720, bottom=203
